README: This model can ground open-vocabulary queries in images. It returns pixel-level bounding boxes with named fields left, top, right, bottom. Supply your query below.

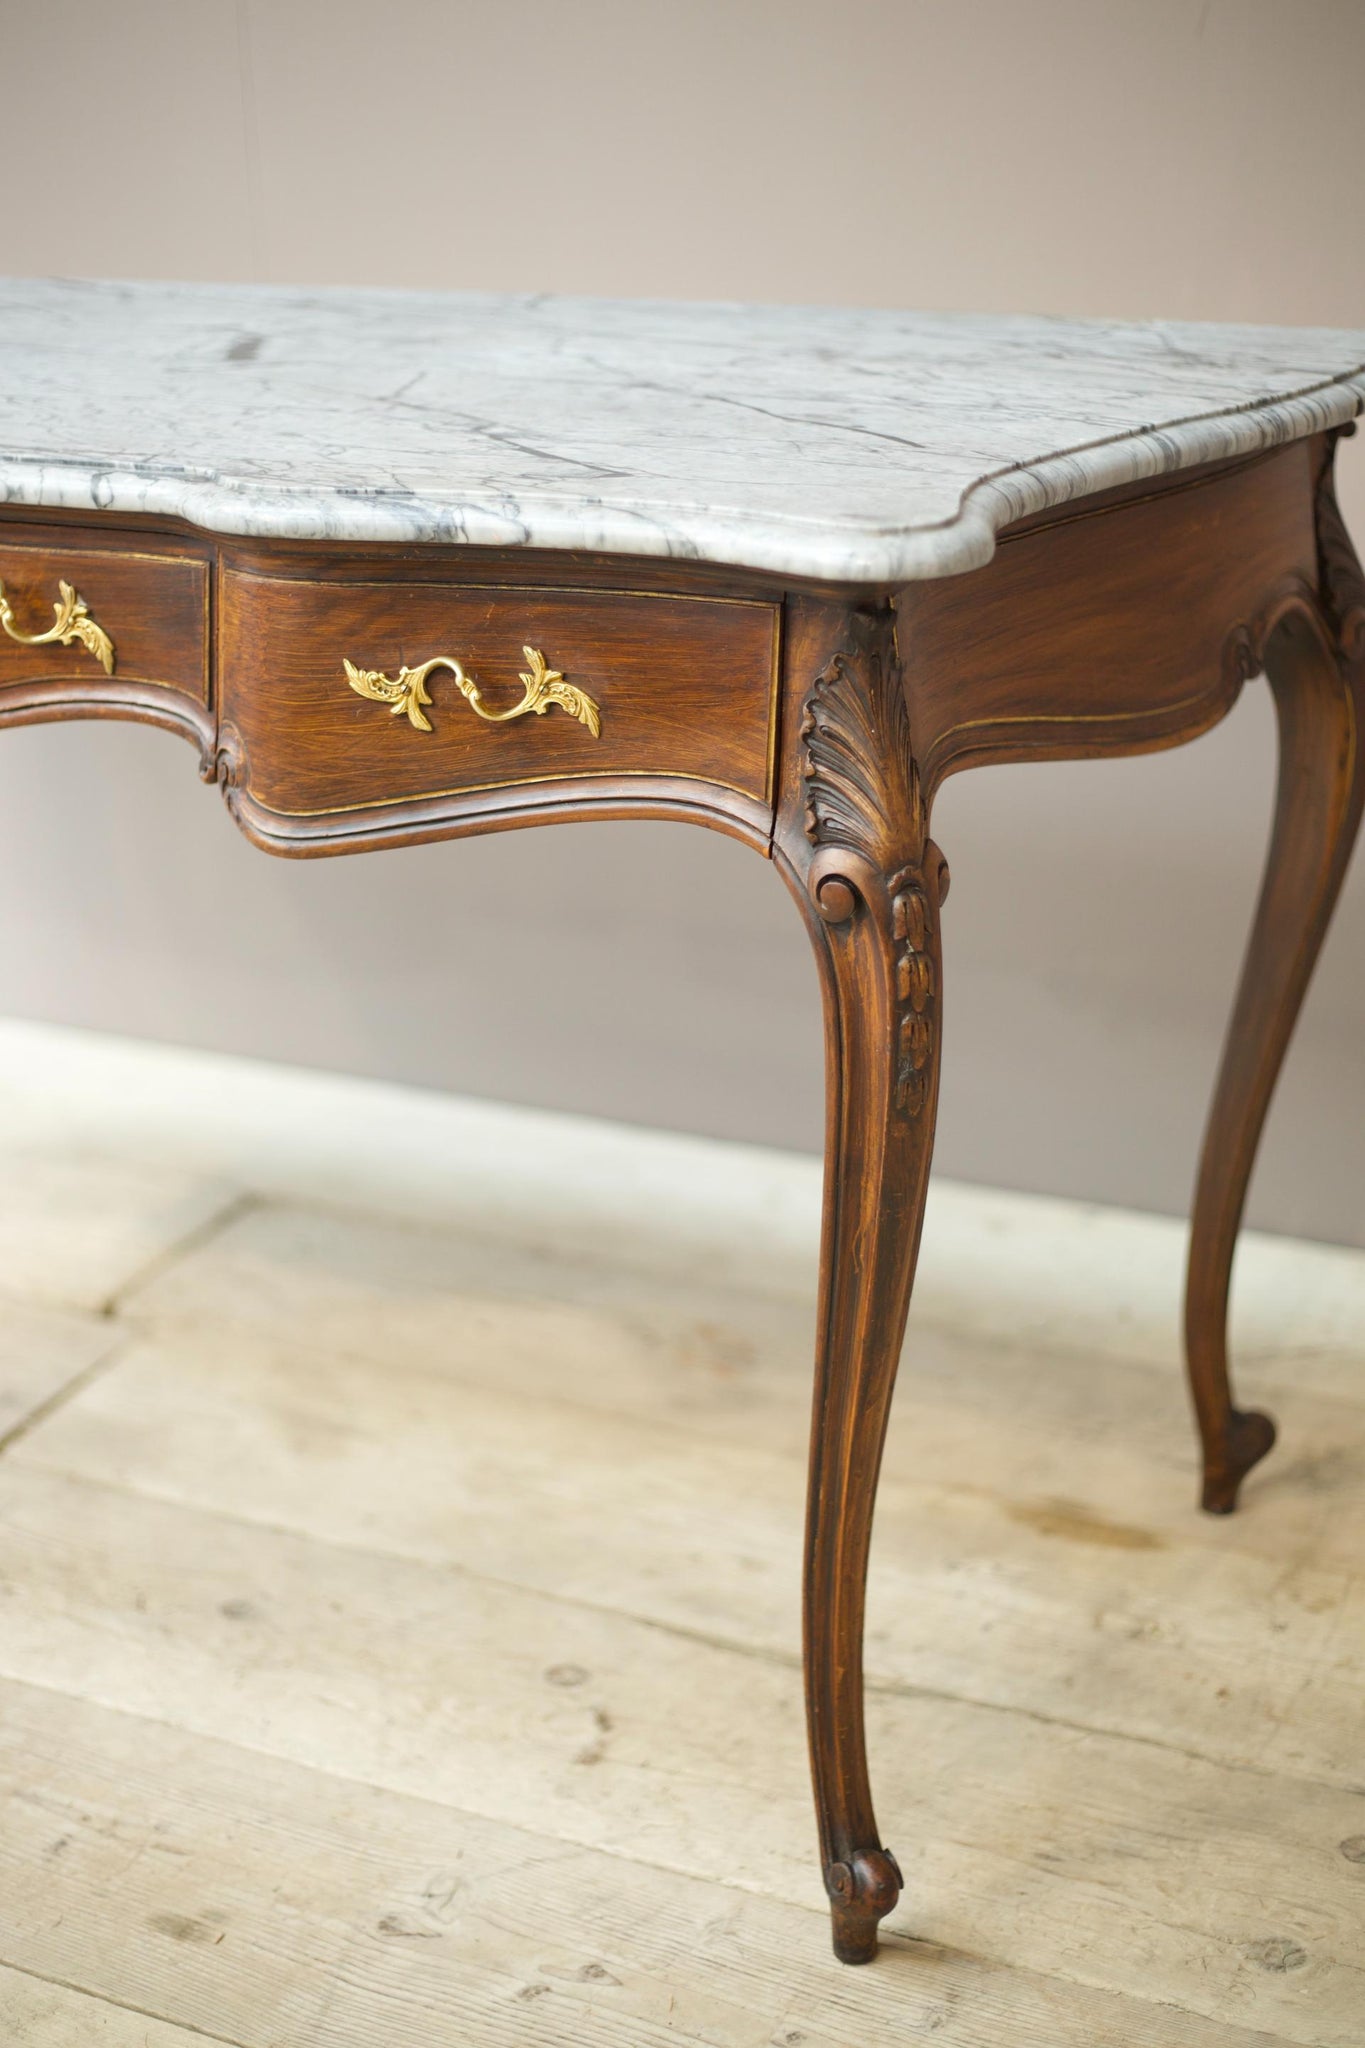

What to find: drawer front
left=219, top=570, right=779, bottom=818
left=0, top=534, right=209, bottom=699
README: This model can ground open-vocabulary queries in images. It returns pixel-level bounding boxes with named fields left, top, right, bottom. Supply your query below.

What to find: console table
left=2, top=280, right=1363, bottom=1964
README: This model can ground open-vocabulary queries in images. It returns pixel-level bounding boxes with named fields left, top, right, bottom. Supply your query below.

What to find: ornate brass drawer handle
left=0, top=575, right=116, bottom=674
left=344, top=644, right=601, bottom=738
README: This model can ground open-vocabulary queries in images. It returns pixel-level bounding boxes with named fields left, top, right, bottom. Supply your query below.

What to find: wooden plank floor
left=0, top=1053, right=1361, bottom=2043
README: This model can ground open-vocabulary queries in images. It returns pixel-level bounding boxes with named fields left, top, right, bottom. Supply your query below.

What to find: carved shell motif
left=799, top=609, right=924, bottom=870
left=800, top=608, right=936, bottom=1116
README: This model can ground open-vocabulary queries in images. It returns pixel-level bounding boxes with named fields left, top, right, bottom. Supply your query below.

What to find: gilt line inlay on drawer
left=0, top=537, right=210, bottom=701
left=220, top=570, right=781, bottom=817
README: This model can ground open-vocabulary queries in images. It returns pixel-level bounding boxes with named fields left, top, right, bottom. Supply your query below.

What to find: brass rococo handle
left=343, top=644, right=601, bottom=738
left=0, top=575, right=115, bottom=674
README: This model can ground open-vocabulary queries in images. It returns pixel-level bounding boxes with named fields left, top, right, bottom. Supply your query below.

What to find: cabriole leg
left=778, top=600, right=946, bottom=1961
left=1187, top=443, right=1365, bottom=1513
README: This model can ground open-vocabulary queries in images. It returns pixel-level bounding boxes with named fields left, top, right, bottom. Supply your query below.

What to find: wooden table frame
left=1, top=425, right=1361, bottom=1965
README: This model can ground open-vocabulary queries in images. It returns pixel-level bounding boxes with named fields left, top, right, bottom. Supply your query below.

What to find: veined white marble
left=1, top=278, right=1362, bottom=584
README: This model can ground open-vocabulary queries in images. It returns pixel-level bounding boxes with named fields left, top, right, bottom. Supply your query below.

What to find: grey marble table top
left=1, top=278, right=1362, bottom=584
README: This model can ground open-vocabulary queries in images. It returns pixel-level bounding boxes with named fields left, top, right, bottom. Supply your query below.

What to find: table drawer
left=0, top=534, right=209, bottom=699
left=219, top=569, right=780, bottom=820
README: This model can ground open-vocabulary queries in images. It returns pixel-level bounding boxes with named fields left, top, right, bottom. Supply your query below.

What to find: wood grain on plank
left=0, top=1298, right=119, bottom=1445
left=0, top=1677, right=1303, bottom=2048
left=124, top=1177, right=1365, bottom=1403
left=18, top=1321, right=1363, bottom=1792
left=0, top=1966, right=220, bottom=2048
left=0, top=1462, right=1359, bottom=2042
left=0, top=1147, right=243, bottom=1313
left=122, top=1200, right=1365, bottom=1539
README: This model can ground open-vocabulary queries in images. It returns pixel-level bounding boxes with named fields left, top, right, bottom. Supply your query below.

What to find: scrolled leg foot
left=826, top=1848, right=903, bottom=1964
left=1201, top=1407, right=1278, bottom=1515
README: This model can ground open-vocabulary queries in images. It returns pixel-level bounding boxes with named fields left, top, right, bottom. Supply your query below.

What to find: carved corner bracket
left=798, top=607, right=947, bottom=1119
left=1316, top=425, right=1365, bottom=668
left=1219, top=429, right=1365, bottom=696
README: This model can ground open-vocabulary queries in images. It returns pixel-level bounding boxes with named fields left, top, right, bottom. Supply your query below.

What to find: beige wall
left=2, top=0, right=1364, bottom=1242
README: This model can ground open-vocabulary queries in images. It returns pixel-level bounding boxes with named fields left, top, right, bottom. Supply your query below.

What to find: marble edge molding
left=1, top=369, right=1362, bottom=585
